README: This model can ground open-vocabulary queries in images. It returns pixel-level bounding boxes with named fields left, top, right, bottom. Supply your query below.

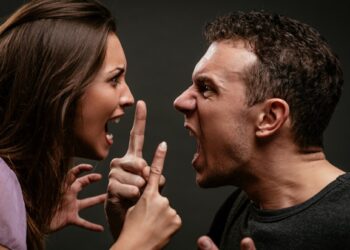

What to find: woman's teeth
left=106, top=133, right=113, bottom=140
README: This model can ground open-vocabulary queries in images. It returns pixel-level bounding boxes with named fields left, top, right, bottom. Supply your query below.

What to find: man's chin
left=196, top=173, right=221, bottom=188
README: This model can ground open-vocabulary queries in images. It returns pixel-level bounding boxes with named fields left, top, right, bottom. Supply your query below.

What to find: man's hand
left=105, top=100, right=165, bottom=238
left=240, top=237, right=256, bottom=250
left=197, top=236, right=256, bottom=250
left=197, top=236, right=218, bottom=250
left=49, top=164, right=106, bottom=232
left=111, top=142, right=181, bottom=250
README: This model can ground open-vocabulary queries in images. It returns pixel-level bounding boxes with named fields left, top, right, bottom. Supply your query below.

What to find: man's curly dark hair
left=204, top=11, right=343, bottom=147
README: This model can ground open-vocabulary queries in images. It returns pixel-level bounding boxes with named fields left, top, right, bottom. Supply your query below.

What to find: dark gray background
left=1, top=0, right=349, bottom=249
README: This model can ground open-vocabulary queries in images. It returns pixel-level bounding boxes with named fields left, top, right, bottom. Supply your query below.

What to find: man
left=107, top=11, right=349, bottom=249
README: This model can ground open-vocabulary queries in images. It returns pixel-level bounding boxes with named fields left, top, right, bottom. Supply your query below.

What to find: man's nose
left=173, top=87, right=196, bottom=114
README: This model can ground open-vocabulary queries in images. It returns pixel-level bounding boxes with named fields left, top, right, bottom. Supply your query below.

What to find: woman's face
left=74, top=33, right=134, bottom=160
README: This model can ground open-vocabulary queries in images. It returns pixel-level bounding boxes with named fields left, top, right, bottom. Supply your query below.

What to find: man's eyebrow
left=193, top=72, right=212, bottom=81
left=194, top=75, right=213, bottom=83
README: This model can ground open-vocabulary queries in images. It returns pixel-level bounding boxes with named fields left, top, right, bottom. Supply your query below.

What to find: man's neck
left=241, top=145, right=345, bottom=210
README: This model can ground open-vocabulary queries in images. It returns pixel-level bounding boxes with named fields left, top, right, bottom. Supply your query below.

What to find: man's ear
left=255, top=98, right=289, bottom=138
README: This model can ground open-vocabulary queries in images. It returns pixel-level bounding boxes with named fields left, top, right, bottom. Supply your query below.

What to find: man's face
left=174, top=40, right=258, bottom=187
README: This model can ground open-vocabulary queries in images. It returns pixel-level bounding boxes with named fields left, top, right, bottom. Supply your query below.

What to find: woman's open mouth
left=105, top=117, right=120, bottom=145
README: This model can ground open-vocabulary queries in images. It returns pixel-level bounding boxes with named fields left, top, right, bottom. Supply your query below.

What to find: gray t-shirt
left=0, top=158, right=27, bottom=250
left=209, top=172, right=350, bottom=249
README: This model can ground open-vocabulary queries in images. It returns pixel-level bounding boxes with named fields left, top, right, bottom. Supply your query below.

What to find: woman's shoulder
left=0, top=156, right=25, bottom=211
left=0, top=158, right=20, bottom=187
left=0, top=157, right=27, bottom=250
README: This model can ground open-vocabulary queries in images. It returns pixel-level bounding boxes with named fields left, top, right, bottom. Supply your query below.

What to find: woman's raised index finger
left=145, top=142, right=167, bottom=193
left=128, top=100, right=147, bottom=157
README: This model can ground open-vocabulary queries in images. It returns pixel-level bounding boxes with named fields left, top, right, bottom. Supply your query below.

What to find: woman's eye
left=110, top=76, right=120, bottom=86
left=108, top=69, right=125, bottom=86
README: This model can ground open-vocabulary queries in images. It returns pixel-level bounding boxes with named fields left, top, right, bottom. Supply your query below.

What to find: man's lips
left=184, top=123, right=201, bottom=165
left=184, top=123, right=197, bottom=137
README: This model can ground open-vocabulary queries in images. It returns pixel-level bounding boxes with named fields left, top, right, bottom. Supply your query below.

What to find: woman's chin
left=74, top=147, right=110, bottom=161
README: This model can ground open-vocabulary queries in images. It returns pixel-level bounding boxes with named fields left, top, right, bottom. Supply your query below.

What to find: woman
left=0, top=0, right=181, bottom=249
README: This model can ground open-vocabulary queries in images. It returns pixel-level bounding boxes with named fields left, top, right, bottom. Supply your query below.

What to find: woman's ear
left=255, top=98, right=289, bottom=138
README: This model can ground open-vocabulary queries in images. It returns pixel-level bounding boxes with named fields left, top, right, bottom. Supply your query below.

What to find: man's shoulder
left=208, top=188, right=250, bottom=246
left=321, top=172, right=350, bottom=208
left=336, top=172, right=350, bottom=184
left=221, top=188, right=249, bottom=212
left=324, top=172, right=350, bottom=202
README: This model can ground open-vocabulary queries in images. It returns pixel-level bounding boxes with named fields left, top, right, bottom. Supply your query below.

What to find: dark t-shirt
left=208, top=173, right=350, bottom=250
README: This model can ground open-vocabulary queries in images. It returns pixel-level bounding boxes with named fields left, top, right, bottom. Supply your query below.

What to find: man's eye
left=197, top=81, right=213, bottom=97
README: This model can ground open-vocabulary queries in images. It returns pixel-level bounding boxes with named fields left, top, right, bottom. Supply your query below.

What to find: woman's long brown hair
left=0, top=1, right=116, bottom=249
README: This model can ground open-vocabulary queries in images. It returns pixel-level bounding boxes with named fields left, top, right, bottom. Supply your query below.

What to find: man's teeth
left=114, top=118, right=120, bottom=124
left=106, top=134, right=113, bottom=140
left=189, top=130, right=194, bottom=136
